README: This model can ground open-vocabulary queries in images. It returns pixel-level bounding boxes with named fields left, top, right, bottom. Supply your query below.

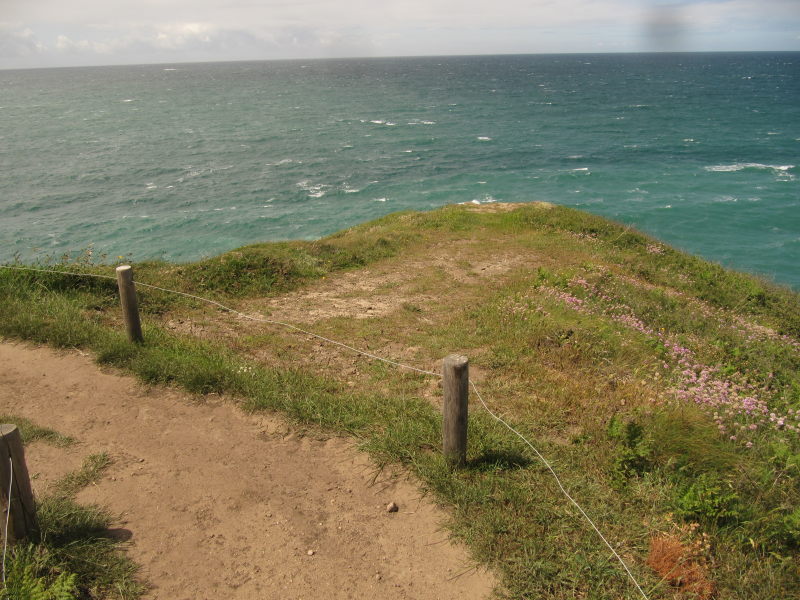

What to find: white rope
left=0, top=263, right=649, bottom=597
left=1, top=456, right=12, bottom=587
left=137, top=282, right=439, bottom=377
left=0, top=265, right=438, bottom=377
left=469, top=381, right=649, bottom=600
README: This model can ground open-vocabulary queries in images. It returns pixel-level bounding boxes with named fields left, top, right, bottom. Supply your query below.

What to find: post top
left=0, top=424, right=19, bottom=436
left=443, top=354, right=469, bottom=367
left=115, top=265, right=132, bottom=272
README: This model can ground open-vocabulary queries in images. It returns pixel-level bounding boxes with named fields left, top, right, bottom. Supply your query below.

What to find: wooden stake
left=116, top=265, right=143, bottom=344
left=443, top=354, right=469, bottom=467
left=0, top=425, right=38, bottom=543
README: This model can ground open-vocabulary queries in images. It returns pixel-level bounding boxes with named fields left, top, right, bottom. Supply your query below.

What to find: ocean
left=1, top=52, right=798, bottom=288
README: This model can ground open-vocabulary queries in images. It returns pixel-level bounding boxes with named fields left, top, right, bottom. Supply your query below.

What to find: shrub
left=675, top=474, right=742, bottom=525
left=1, top=546, right=78, bottom=600
left=607, top=416, right=653, bottom=485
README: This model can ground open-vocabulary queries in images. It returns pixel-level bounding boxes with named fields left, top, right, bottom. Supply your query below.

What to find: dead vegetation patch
left=647, top=533, right=716, bottom=599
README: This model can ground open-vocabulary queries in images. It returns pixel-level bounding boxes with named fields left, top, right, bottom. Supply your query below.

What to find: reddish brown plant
left=647, top=534, right=715, bottom=599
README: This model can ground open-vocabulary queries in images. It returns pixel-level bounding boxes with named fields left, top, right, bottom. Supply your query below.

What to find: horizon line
left=3, top=48, right=800, bottom=72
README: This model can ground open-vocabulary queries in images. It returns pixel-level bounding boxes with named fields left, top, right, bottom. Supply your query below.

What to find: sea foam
left=705, top=163, right=794, bottom=174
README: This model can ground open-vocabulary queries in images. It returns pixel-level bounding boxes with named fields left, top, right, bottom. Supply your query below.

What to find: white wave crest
left=705, top=163, right=794, bottom=173
left=461, top=195, right=498, bottom=205
left=296, top=180, right=328, bottom=198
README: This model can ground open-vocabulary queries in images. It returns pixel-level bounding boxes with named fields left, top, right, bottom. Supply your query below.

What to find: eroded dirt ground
left=0, top=341, right=496, bottom=600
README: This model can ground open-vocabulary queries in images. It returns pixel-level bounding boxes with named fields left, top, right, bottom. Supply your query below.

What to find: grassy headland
left=2, top=203, right=799, bottom=599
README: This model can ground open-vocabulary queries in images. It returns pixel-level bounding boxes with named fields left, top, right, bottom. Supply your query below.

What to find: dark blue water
left=1, top=53, right=798, bottom=287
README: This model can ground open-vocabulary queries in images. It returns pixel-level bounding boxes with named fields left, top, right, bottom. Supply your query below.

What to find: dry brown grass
left=647, top=533, right=716, bottom=600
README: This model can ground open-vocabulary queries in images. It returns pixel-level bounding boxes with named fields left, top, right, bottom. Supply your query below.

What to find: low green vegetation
left=2, top=203, right=799, bottom=599
left=0, top=417, right=74, bottom=448
left=0, top=420, right=142, bottom=600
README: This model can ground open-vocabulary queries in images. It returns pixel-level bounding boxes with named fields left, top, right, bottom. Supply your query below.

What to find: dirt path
left=0, top=341, right=496, bottom=600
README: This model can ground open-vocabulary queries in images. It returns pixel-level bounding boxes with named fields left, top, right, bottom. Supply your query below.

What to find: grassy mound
left=2, top=203, right=798, bottom=599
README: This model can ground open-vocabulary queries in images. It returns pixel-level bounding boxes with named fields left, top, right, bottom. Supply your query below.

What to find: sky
left=1, top=0, right=799, bottom=69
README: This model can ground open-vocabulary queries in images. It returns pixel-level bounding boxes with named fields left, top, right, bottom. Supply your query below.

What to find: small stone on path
left=386, top=502, right=399, bottom=513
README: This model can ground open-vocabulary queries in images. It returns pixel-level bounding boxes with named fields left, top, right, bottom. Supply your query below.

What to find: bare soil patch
left=0, top=341, right=496, bottom=600
left=159, top=235, right=548, bottom=386
left=237, top=238, right=544, bottom=325
left=461, top=201, right=553, bottom=214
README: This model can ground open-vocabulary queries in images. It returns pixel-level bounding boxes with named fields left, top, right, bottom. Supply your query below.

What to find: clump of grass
left=1, top=436, right=142, bottom=600
left=32, top=455, right=142, bottom=599
left=0, top=416, right=74, bottom=448
left=175, top=235, right=405, bottom=297
left=0, top=214, right=418, bottom=322
left=53, top=453, right=111, bottom=500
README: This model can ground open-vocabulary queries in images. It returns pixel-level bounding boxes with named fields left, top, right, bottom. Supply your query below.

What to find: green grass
left=0, top=420, right=142, bottom=600
left=1, top=211, right=419, bottom=319
left=2, top=203, right=799, bottom=599
left=0, top=417, right=74, bottom=448
left=52, top=454, right=112, bottom=500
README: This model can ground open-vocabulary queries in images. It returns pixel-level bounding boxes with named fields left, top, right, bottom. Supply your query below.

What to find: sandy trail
left=0, top=341, right=495, bottom=600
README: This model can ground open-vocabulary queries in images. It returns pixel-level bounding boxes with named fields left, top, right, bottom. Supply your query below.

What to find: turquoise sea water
left=1, top=53, right=798, bottom=287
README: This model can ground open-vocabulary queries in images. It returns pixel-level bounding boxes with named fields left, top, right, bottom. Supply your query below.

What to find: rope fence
left=0, top=263, right=650, bottom=599
left=1, top=456, right=11, bottom=586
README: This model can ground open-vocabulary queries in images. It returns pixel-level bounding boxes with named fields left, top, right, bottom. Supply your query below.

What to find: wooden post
left=443, top=354, right=469, bottom=467
left=116, top=265, right=143, bottom=344
left=0, top=425, right=38, bottom=543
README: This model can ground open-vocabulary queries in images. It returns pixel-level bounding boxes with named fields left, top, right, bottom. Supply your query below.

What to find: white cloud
left=1, top=0, right=798, bottom=69
left=0, top=25, right=46, bottom=59
left=55, top=34, right=114, bottom=54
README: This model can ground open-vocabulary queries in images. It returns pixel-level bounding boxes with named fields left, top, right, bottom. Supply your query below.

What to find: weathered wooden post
left=0, top=425, right=38, bottom=543
left=116, top=265, right=143, bottom=344
left=442, top=354, right=469, bottom=467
